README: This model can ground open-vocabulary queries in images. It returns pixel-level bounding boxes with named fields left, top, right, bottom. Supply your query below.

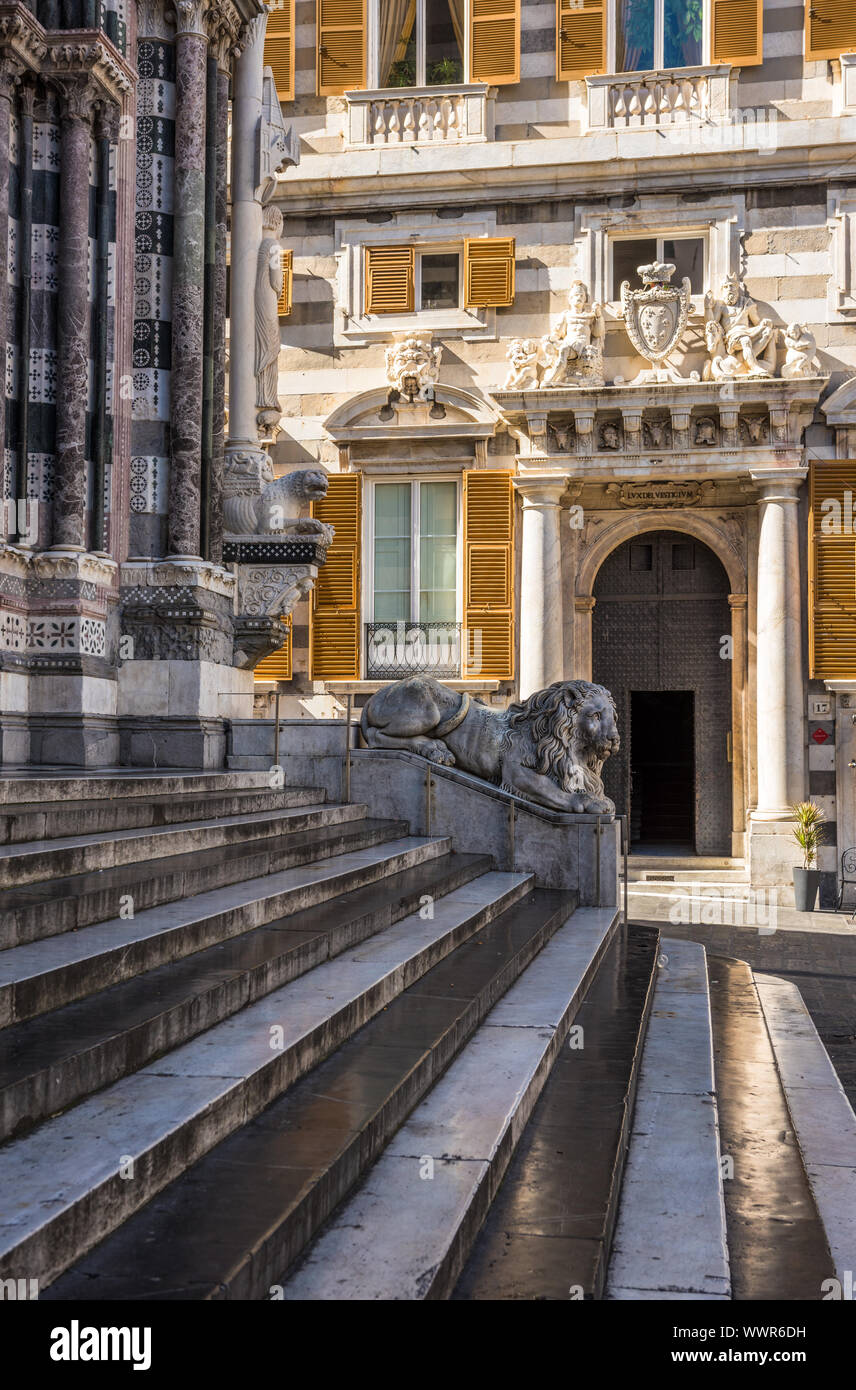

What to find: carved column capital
left=56, top=73, right=101, bottom=125
left=237, top=11, right=268, bottom=54
left=96, top=97, right=121, bottom=143
left=0, top=52, right=23, bottom=102
left=170, top=0, right=212, bottom=40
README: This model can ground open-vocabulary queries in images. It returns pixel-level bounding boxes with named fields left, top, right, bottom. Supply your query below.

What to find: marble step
left=453, top=923, right=659, bottom=1300
left=0, top=851, right=492, bottom=1141
left=605, top=938, right=731, bottom=1300
left=44, top=881, right=570, bottom=1300
left=0, top=770, right=278, bottom=806
left=279, top=908, right=619, bottom=1301
left=0, top=871, right=534, bottom=1290
left=0, top=829, right=440, bottom=1026
left=0, top=784, right=325, bottom=847
left=0, top=801, right=368, bottom=889
left=0, top=811, right=402, bottom=951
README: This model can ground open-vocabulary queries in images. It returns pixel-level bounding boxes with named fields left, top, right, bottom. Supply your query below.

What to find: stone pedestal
left=748, top=472, right=806, bottom=887
left=515, top=478, right=566, bottom=699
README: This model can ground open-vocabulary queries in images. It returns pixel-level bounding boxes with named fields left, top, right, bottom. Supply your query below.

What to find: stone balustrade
left=346, top=84, right=494, bottom=147
left=585, top=65, right=734, bottom=132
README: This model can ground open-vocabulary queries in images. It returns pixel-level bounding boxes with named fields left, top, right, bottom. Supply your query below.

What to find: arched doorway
left=592, top=529, right=732, bottom=856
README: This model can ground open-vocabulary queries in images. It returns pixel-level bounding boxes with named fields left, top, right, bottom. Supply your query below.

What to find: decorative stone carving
left=549, top=421, right=575, bottom=452
left=643, top=417, right=671, bottom=449
left=385, top=336, right=442, bottom=402
left=740, top=414, right=768, bottom=444
left=620, top=261, right=697, bottom=385
left=238, top=565, right=315, bottom=618
left=703, top=274, right=779, bottom=379
left=258, top=67, right=299, bottom=201
left=781, top=323, right=821, bottom=380
left=541, top=281, right=605, bottom=389
left=255, top=203, right=284, bottom=438
left=599, top=422, right=621, bottom=450
left=694, top=416, right=717, bottom=446
left=359, top=677, right=619, bottom=814
left=223, top=465, right=333, bottom=541
left=504, top=337, right=541, bottom=390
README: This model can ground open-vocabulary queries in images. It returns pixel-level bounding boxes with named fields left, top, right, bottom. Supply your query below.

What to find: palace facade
left=262, top=0, right=856, bottom=889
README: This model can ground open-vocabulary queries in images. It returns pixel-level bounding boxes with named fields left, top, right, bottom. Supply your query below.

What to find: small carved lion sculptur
left=359, top=676, right=619, bottom=814
left=223, top=467, right=333, bottom=541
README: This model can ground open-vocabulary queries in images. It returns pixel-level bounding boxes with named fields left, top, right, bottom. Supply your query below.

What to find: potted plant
left=791, top=801, right=825, bottom=910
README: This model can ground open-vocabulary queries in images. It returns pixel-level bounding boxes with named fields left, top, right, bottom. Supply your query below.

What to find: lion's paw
left=422, top=740, right=455, bottom=766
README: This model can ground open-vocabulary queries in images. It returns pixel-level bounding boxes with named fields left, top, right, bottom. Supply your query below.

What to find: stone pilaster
left=53, top=75, right=99, bottom=551
left=209, top=64, right=229, bottom=565
left=514, top=478, right=566, bottom=699
left=0, top=57, right=19, bottom=521
left=167, top=0, right=210, bottom=558
left=728, top=592, right=748, bottom=858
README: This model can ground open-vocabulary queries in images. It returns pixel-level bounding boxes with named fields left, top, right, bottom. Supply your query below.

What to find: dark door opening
left=630, top=691, right=695, bottom=848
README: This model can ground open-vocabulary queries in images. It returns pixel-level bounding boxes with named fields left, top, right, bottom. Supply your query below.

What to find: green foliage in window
left=428, top=56, right=463, bottom=85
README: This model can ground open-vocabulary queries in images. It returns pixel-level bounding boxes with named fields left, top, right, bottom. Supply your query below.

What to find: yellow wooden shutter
left=471, top=0, right=519, bottom=85
left=711, top=0, right=763, bottom=66
left=277, top=249, right=293, bottom=317
left=254, top=616, right=292, bottom=682
left=556, top=0, right=605, bottom=80
left=805, top=0, right=856, bottom=60
left=317, top=0, right=366, bottom=95
left=464, top=238, right=515, bottom=309
left=464, top=470, right=514, bottom=680
left=365, top=246, right=414, bottom=315
left=265, top=0, right=295, bottom=101
left=310, top=474, right=361, bottom=680
left=809, top=462, right=856, bottom=680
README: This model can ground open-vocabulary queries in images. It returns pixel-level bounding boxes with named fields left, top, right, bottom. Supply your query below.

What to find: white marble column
left=228, top=12, right=267, bottom=460
left=515, top=478, right=566, bottom=699
left=751, top=472, right=805, bottom=819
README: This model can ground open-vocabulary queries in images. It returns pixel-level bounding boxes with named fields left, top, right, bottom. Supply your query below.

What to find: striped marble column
left=52, top=76, right=98, bottom=552
left=0, top=58, right=16, bottom=528
left=167, top=0, right=210, bottom=558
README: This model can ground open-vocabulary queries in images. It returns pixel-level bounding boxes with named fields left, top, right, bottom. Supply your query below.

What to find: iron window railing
left=365, top=622, right=462, bottom=679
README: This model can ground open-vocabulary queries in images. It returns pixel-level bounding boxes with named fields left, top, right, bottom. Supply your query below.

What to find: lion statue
left=359, top=676, right=619, bottom=814
left=223, top=466, right=333, bottom=541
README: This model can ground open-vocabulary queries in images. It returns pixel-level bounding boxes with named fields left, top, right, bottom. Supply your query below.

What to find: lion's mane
left=504, top=680, right=616, bottom=798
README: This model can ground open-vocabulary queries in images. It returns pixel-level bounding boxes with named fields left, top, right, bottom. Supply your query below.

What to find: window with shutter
left=310, top=474, right=362, bottom=680
left=318, top=0, right=366, bottom=95
left=711, top=0, right=763, bottom=67
left=265, top=0, right=295, bottom=101
left=809, top=462, right=856, bottom=680
left=556, top=0, right=605, bottom=81
left=464, top=238, right=515, bottom=309
left=254, top=616, right=293, bottom=682
left=278, top=249, right=293, bottom=317
left=805, top=0, right=856, bottom=60
left=471, top=0, right=520, bottom=85
left=463, top=470, right=514, bottom=680
left=365, top=246, right=415, bottom=315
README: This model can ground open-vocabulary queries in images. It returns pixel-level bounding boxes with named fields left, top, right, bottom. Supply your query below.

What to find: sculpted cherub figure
left=703, top=273, right=778, bottom=379
left=780, top=322, right=820, bottom=380
left=541, top=280, right=605, bottom=388
left=504, top=337, right=542, bottom=390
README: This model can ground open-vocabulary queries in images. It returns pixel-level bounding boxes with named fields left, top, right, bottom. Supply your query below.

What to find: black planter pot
left=793, top=867, right=822, bottom=912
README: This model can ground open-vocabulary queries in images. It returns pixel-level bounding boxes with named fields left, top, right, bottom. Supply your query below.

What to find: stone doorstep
left=279, top=909, right=619, bottom=1302
left=755, top=973, right=856, bottom=1288
left=0, top=872, right=533, bottom=1291
left=0, top=851, right=495, bottom=1143
left=605, top=938, right=731, bottom=1300
left=0, top=769, right=280, bottom=805
left=0, top=832, right=441, bottom=1022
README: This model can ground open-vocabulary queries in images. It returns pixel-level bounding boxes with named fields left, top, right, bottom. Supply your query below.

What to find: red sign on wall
left=812, top=728, right=830, bottom=744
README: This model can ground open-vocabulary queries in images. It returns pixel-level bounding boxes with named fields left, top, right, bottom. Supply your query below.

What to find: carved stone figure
left=694, top=417, right=717, bottom=446
left=541, top=281, right=605, bottom=388
left=740, top=415, right=768, bottom=444
left=223, top=466, right=332, bottom=539
left=703, top=274, right=778, bottom=379
left=359, top=676, right=619, bottom=814
left=504, top=337, right=542, bottom=390
left=643, top=418, right=670, bottom=448
left=385, top=336, right=442, bottom=401
left=620, top=262, right=697, bottom=385
left=781, top=322, right=821, bottom=379
left=600, top=422, right=621, bottom=450
left=255, top=204, right=284, bottom=433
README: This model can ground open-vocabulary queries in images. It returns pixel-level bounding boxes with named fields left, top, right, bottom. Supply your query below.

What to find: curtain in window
left=379, top=0, right=417, bottom=86
left=419, top=482, right=457, bottom=622
left=445, top=0, right=465, bottom=61
left=374, top=483, right=412, bottom=621
left=615, top=0, right=654, bottom=73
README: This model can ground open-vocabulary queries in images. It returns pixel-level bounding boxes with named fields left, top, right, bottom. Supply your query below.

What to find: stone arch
left=577, top=508, right=747, bottom=597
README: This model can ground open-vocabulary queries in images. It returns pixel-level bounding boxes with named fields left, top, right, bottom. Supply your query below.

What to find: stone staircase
left=0, top=771, right=850, bottom=1301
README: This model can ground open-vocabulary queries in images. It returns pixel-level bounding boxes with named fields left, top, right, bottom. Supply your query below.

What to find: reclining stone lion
left=359, top=676, right=619, bottom=814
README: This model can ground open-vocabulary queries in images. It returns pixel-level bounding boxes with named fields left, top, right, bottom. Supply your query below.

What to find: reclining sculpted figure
left=359, top=676, right=619, bottom=815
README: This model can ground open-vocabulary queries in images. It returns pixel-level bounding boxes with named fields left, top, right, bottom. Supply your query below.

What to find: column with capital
left=728, top=592, right=748, bottom=857
left=167, top=0, right=210, bottom=559
left=514, top=477, right=566, bottom=699
left=0, top=57, right=20, bottom=528
left=53, top=77, right=99, bottom=551
left=748, top=471, right=806, bottom=884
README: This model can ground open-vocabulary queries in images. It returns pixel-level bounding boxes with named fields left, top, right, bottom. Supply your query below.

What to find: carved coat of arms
left=620, top=262, right=698, bottom=385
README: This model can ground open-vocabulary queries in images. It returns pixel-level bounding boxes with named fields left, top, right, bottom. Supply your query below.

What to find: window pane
left=616, top=0, right=654, bottom=72
left=374, top=484, right=411, bottom=621
left=612, top=237, right=657, bottom=295
left=419, top=481, right=457, bottom=622
left=426, top=0, right=464, bottom=84
left=664, top=237, right=704, bottom=294
left=420, top=252, right=460, bottom=310
left=664, top=0, right=703, bottom=68
left=381, top=1, right=417, bottom=87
